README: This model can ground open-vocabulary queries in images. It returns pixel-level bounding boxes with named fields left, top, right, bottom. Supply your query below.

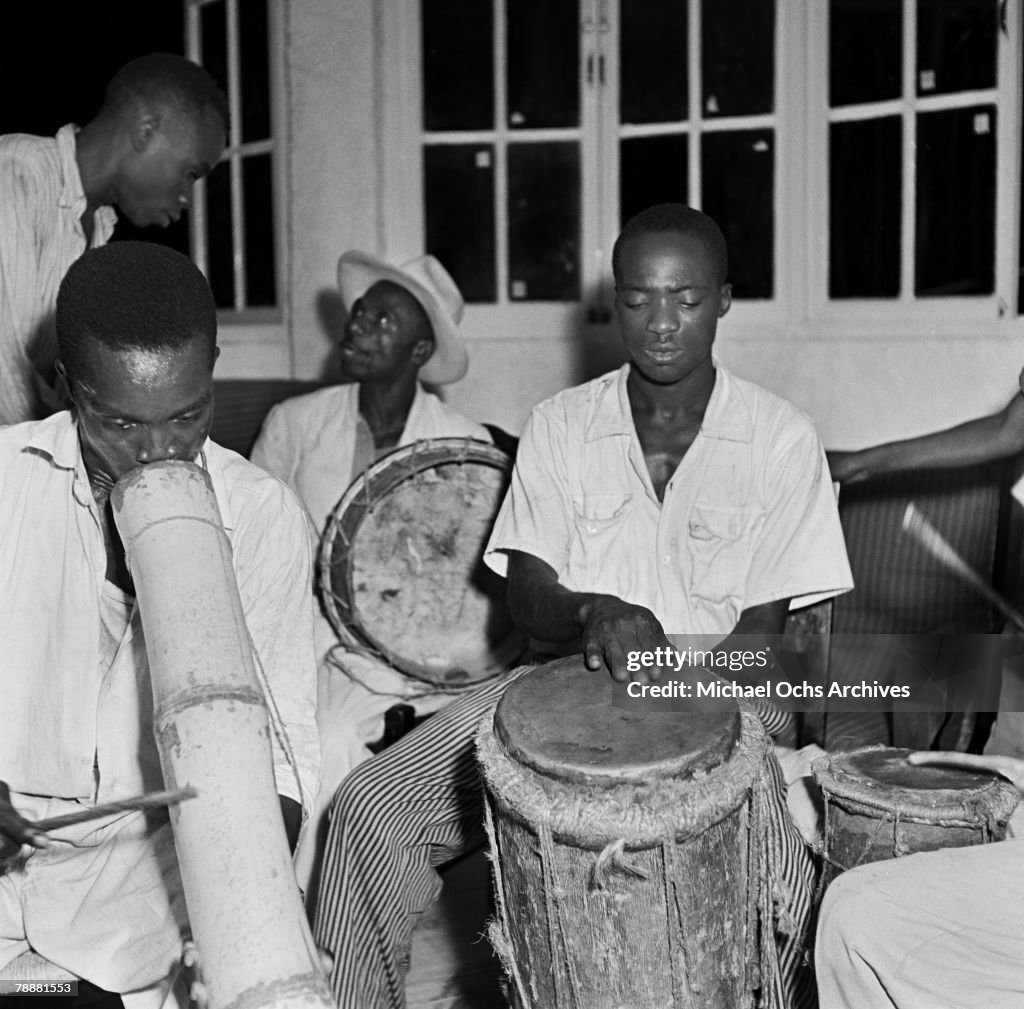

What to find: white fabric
left=0, top=412, right=320, bottom=991
left=486, top=363, right=853, bottom=639
left=816, top=837, right=1024, bottom=1008
left=250, top=382, right=491, bottom=539
left=0, top=126, right=116, bottom=424
left=250, top=382, right=492, bottom=890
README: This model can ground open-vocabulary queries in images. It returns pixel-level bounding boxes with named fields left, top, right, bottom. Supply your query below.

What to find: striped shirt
left=0, top=124, right=116, bottom=424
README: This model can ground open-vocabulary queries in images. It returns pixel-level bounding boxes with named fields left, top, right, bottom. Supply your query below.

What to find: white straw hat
left=337, top=251, right=469, bottom=385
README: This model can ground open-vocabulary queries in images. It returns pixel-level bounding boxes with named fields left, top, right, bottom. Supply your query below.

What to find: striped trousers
left=311, top=666, right=816, bottom=1009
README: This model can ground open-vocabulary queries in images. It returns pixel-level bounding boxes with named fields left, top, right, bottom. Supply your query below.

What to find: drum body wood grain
left=813, top=746, right=1019, bottom=885
left=477, top=657, right=774, bottom=1009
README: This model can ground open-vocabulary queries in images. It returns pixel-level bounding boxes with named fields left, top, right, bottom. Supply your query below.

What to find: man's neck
left=357, top=376, right=419, bottom=447
left=626, top=359, right=716, bottom=423
left=74, top=120, right=118, bottom=232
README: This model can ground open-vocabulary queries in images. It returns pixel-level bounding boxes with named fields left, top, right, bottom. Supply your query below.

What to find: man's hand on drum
left=0, top=781, right=50, bottom=865
left=506, top=551, right=671, bottom=683
left=577, top=596, right=672, bottom=682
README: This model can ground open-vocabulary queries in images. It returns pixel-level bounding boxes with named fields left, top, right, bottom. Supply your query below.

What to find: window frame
left=185, top=0, right=289, bottom=351
left=380, top=0, right=1024, bottom=345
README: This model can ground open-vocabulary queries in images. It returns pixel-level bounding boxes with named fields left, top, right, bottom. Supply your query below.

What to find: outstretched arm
left=506, top=550, right=672, bottom=682
left=829, top=386, right=1024, bottom=484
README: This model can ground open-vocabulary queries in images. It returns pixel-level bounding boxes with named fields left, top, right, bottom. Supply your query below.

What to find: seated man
left=0, top=242, right=319, bottom=1007
left=816, top=750, right=1024, bottom=1009
left=249, top=251, right=492, bottom=892
left=311, top=204, right=853, bottom=1009
left=1, top=53, right=228, bottom=424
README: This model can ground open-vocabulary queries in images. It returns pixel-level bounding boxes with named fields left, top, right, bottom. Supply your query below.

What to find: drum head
left=494, top=655, right=742, bottom=786
left=832, top=747, right=1000, bottom=793
left=320, top=437, right=527, bottom=686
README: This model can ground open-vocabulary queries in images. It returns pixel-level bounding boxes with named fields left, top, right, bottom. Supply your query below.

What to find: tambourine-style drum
left=319, top=437, right=526, bottom=687
left=477, top=656, right=788, bottom=1009
left=813, top=746, right=1019, bottom=886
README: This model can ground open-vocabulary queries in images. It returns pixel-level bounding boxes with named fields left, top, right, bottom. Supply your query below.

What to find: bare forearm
left=832, top=393, right=1024, bottom=482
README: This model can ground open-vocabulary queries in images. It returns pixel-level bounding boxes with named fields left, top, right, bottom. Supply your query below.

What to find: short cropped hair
left=57, top=242, right=217, bottom=382
left=102, top=53, right=229, bottom=133
left=612, top=203, right=728, bottom=286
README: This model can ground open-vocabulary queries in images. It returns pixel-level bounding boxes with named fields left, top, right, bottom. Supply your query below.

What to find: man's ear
left=411, top=338, right=435, bottom=367
left=130, top=111, right=160, bottom=153
left=718, top=283, right=733, bottom=318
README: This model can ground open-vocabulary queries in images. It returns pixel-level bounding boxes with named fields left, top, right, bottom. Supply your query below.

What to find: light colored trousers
left=816, top=837, right=1024, bottom=1009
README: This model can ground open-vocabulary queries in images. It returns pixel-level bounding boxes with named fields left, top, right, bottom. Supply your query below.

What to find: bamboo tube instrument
left=112, top=461, right=332, bottom=1009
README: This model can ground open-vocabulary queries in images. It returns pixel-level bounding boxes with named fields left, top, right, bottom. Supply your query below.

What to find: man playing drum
left=816, top=750, right=1024, bottom=1008
left=312, top=204, right=853, bottom=1009
left=249, top=252, right=493, bottom=892
left=0, top=242, right=319, bottom=1008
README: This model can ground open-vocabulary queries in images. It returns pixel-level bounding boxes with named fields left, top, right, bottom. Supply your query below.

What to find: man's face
left=339, top=281, right=433, bottom=383
left=68, top=338, right=216, bottom=483
left=116, top=106, right=225, bottom=229
left=614, top=230, right=732, bottom=386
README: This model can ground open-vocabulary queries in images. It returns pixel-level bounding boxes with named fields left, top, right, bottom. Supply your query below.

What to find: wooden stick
left=31, top=786, right=198, bottom=833
left=902, top=503, right=1024, bottom=634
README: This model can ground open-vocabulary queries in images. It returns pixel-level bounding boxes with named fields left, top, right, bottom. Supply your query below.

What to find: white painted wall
left=247, top=2, right=1024, bottom=450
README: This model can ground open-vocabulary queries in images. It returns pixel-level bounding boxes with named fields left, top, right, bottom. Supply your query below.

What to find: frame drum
left=319, top=437, right=526, bottom=688
left=813, top=746, right=1019, bottom=885
left=477, top=655, right=789, bottom=1009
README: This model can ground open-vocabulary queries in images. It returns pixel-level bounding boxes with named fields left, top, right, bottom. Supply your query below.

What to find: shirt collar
left=584, top=362, right=754, bottom=445
left=56, top=123, right=118, bottom=240
left=25, top=412, right=235, bottom=530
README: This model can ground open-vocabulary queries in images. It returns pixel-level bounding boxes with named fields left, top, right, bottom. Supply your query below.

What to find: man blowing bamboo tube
left=0, top=242, right=320, bottom=1008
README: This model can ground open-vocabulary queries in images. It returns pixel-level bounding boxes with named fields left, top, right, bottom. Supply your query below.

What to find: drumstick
left=902, top=503, right=1024, bottom=634
left=29, top=786, right=198, bottom=833
left=906, top=751, right=1024, bottom=792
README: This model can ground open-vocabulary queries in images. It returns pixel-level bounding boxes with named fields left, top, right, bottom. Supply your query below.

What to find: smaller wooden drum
left=477, top=656, right=785, bottom=1009
left=813, top=746, right=1019, bottom=884
left=319, top=437, right=526, bottom=687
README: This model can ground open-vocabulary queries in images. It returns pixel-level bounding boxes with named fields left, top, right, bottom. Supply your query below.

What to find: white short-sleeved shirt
left=485, top=364, right=853, bottom=640
left=250, top=382, right=492, bottom=539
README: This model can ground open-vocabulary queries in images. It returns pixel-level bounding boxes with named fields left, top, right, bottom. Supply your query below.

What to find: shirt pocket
left=568, top=493, right=634, bottom=586
left=686, top=503, right=753, bottom=609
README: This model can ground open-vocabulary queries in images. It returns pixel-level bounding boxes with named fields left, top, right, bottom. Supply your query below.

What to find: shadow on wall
left=567, top=280, right=627, bottom=386
left=315, top=287, right=349, bottom=381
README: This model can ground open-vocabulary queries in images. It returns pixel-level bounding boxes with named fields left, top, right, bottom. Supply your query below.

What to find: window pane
left=702, top=0, right=774, bottom=117
left=239, top=0, right=271, bottom=142
left=205, top=161, right=235, bottom=308
left=701, top=131, right=774, bottom=299
left=915, top=106, right=995, bottom=296
left=620, top=0, right=687, bottom=124
left=200, top=1, right=228, bottom=112
left=830, top=0, right=902, bottom=106
left=620, top=135, right=688, bottom=228
left=423, top=0, right=493, bottom=131
left=917, top=0, right=997, bottom=97
left=507, top=0, right=578, bottom=128
left=424, top=145, right=496, bottom=303
left=508, top=142, right=580, bottom=301
left=830, top=117, right=902, bottom=298
left=242, top=154, right=276, bottom=307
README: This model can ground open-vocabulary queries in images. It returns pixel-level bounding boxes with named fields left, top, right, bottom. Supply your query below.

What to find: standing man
left=0, top=52, right=227, bottom=424
left=311, top=204, right=852, bottom=1009
left=0, top=242, right=318, bottom=1006
left=250, top=251, right=493, bottom=892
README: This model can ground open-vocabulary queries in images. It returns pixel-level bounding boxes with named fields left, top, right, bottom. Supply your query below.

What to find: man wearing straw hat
left=251, top=251, right=493, bottom=893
